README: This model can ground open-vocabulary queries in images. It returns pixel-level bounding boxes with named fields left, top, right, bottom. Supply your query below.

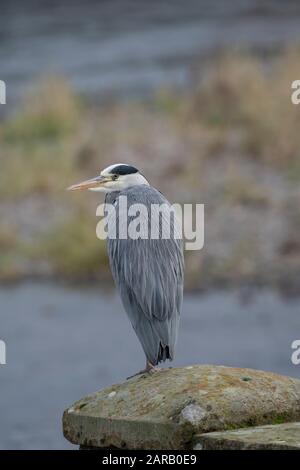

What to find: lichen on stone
left=63, top=365, right=300, bottom=450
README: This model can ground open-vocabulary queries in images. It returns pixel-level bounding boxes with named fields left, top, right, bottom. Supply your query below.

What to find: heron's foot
left=126, top=361, right=161, bottom=379
left=147, top=365, right=162, bottom=374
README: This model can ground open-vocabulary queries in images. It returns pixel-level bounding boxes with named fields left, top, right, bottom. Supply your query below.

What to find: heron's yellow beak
left=67, top=175, right=109, bottom=191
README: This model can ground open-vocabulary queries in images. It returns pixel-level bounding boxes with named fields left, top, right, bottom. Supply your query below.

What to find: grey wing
left=106, top=185, right=184, bottom=365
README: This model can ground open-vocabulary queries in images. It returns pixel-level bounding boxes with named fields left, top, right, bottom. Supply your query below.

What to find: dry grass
left=0, top=48, right=300, bottom=288
left=38, top=212, right=109, bottom=282
left=188, top=48, right=300, bottom=169
left=1, top=77, right=79, bottom=143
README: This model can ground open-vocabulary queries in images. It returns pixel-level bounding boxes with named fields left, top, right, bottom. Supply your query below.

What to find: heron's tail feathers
left=157, top=344, right=172, bottom=364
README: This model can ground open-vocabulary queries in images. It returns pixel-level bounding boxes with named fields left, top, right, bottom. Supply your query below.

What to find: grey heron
left=68, top=163, right=184, bottom=376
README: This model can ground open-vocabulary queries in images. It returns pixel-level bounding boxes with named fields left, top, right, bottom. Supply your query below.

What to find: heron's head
left=67, top=163, right=149, bottom=193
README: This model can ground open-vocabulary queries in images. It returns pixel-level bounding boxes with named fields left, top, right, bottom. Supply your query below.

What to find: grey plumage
left=106, top=184, right=184, bottom=366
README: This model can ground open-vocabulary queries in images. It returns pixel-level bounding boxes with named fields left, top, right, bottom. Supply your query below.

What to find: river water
left=2, top=0, right=300, bottom=106
left=0, top=283, right=299, bottom=449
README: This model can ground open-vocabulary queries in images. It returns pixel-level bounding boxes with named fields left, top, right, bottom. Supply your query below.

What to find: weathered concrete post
left=63, top=365, right=300, bottom=449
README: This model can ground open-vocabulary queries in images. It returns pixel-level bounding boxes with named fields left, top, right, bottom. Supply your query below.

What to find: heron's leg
left=126, top=360, right=161, bottom=379
left=145, top=360, right=161, bottom=374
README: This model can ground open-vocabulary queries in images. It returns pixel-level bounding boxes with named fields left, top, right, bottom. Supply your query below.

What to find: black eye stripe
left=109, top=165, right=138, bottom=175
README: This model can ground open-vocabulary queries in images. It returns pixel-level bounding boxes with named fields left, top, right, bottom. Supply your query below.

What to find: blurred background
left=1, top=0, right=300, bottom=449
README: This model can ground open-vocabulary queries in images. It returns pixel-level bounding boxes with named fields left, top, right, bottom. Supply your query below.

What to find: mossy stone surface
left=63, top=365, right=300, bottom=449
left=195, top=422, right=300, bottom=449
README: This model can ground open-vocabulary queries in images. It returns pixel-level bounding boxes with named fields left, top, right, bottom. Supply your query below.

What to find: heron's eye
left=112, top=174, right=119, bottom=181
